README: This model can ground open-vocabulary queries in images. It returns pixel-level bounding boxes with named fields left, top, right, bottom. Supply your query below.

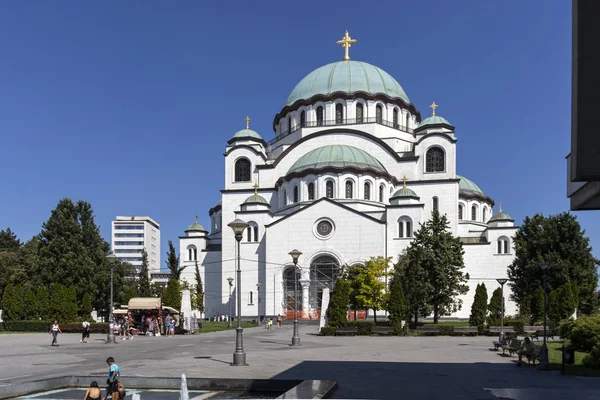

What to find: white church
left=178, top=32, right=518, bottom=321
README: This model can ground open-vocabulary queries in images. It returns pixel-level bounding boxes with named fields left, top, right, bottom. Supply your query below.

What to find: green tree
left=1, top=283, right=21, bottom=321
left=395, top=249, right=432, bottom=327
left=0, top=229, right=24, bottom=300
left=347, top=256, right=389, bottom=324
left=387, top=270, right=407, bottom=334
left=48, top=283, right=66, bottom=321
left=138, top=248, right=152, bottom=297
left=166, top=241, right=185, bottom=280
left=36, top=286, right=49, bottom=320
left=23, top=289, right=39, bottom=320
left=11, top=284, right=25, bottom=320
left=507, top=212, right=599, bottom=315
left=519, top=294, right=532, bottom=323
left=469, top=283, right=488, bottom=330
left=326, top=275, right=350, bottom=328
left=548, top=283, right=577, bottom=323
left=162, top=279, right=182, bottom=311
left=0, top=228, right=21, bottom=251
left=405, top=210, right=468, bottom=323
left=531, top=286, right=545, bottom=324
left=194, top=262, right=204, bottom=313
left=487, top=287, right=504, bottom=326
left=65, top=286, right=78, bottom=322
left=81, top=292, right=93, bottom=319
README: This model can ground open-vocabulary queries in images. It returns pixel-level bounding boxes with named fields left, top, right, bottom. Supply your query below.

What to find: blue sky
left=1, top=2, right=598, bottom=270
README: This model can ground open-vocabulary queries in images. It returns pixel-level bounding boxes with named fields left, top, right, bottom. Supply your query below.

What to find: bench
left=415, top=326, right=439, bottom=335
left=532, top=329, right=555, bottom=341
left=453, top=326, right=478, bottom=336
left=335, top=327, right=359, bottom=336
left=371, top=326, right=395, bottom=335
left=489, top=326, right=515, bottom=334
left=523, top=325, right=544, bottom=335
left=524, top=345, right=542, bottom=365
left=501, top=339, right=522, bottom=356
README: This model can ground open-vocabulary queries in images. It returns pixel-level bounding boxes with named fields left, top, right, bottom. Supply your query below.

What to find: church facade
left=179, top=32, right=518, bottom=320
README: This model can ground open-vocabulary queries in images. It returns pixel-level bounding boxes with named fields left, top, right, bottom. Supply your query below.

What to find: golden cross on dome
left=429, top=102, right=438, bottom=116
left=499, top=202, right=502, bottom=212
left=253, top=183, right=259, bottom=195
left=195, top=214, right=198, bottom=223
left=402, top=176, right=408, bottom=189
left=244, top=116, right=251, bottom=130
left=336, top=30, right=357, bottom=61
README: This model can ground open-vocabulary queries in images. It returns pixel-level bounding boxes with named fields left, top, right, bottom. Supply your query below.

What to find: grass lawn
left=197, top=321, right=256, bottom=333
left=422, top=321, right=470, bottom=327
left=545, top=341, right=600, bottom=377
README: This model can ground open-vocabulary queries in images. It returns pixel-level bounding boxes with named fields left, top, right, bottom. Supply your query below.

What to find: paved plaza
left=0, top=323, right=598, bottom=399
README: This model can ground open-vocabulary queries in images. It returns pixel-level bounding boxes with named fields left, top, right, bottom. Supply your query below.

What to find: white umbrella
left=180, top=289, right=192, bottom=332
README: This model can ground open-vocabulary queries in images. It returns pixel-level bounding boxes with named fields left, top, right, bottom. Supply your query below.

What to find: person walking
left=81, top=319, right=91, bottom=343
left=277, top=314, right=282, bottom=328
left=103, top=357, right=120, bottom=400
left=165, top=314, right=173, bottom=337
left=50, top=320, right=62, bottom=346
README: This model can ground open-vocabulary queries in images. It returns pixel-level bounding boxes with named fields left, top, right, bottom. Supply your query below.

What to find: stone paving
left=0, top=322, right=598, bottom=399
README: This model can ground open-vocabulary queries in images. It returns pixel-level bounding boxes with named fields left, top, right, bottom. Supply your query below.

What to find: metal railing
left=268, top=117, right=413, bottom=146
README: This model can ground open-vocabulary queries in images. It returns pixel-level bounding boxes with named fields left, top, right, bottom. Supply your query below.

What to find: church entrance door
left=283, top=267, right=301, bottom=319
left=309, top=255, right=340, bottom=316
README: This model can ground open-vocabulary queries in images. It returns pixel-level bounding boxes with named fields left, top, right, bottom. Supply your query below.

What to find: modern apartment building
left=111, top=216, right=160, bottom=273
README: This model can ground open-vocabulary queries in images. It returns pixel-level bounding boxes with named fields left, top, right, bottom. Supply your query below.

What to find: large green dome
left=289, top=145, right=386, bottom=175
left=285, top=61, right=410, bottom=107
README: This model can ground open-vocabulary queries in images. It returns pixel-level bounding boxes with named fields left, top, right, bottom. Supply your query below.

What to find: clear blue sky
left=1, top=2, right=598, bottom=270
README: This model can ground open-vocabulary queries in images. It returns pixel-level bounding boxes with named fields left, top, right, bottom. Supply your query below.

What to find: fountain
left=180, top=373, right=189, bottom=400
left=131, top=394, right=141, bottom=400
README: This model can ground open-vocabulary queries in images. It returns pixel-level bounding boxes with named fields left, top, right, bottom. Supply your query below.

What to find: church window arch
left=187, top=245, right=197, bottom=261
left=234, top=158, right=251, bottom=182
left=345, top=180, right=354, bottom=199
left=398, top=216, right=413, bottom=238
left=283, top=189, right=288, bottom=206
left=482, top=207, right=487, bottom=222
left=316, top=106, right=324, bottom=126
left=335, top=103, right=344, bottom=124
left=356, top=103, right=364, bottom=123
left=300, top=110, right=306, bottom=128
left=425, top=146, right=445, bottom=173
left=497, top=236, right=510, bottom=254
left=471, top=205, right=478, bottom=221
left=293, top=185, right=299, bottom=203
left=433, top=196, right=439, bottom=212
left=308, top=182, right=315, bottom=200
left=393, top=108, right=399, bottom=128
left=364, top=181, right=371, bottom=200
left=458, top=203, right=464, bottom=220
left=326, top=180, right=334, bottom=199
left=246, top=222, right=259, bottom=243
left=379, top=184, right=385, bottom=203
left=287, top=116, right=292, bottom=133
left=376, top=104, right=383, bottom=124
left=405, top=112, right=410, bottom=128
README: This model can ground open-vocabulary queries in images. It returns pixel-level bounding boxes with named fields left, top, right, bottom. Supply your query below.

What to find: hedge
left=3, top=320, right=108, bottom=333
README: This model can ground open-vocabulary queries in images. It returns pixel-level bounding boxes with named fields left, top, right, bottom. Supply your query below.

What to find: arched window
left=308, top=182, right=315, bottom=200
left=425, top=147, right=445, bottom=173
left=458, top=204, right=464, bottom=220
left=336, top=103, right=343, bottom=124
left=482, top=207, right=487, bottom=222
left=405, top=112, right=409, bottom=128
left=433, top=197, right=439, bottom=212
left=376, top=104, right=383, bottom=124
left=254, top=225, right=258, bottom=242
left=234, top=158, right=251, bottom=182
left=287, top=116, right=292, bottom=133
left=316, top=106, right=324, bottom=126
left=187, top=245, right=197, bottom=261
left=293, top=185, right=299, bottom=203
left=471, top=205, right=477, bottom=221
left=356, top=103, right=364, bottom=123
left=393, top=108, right=399, bottom=129
left=283, top=189, right=288, bottom=206
left=326, top=181, right=334, bottom=199
left=379, top=184, right=384, bottom=203
left=300, top=110, right=306, bottom=127
left=247, top=226, right=252, bottom=242
left=364, top=181, right=371, bottom=200
left=398, top=217, right=413, bottom=238
left=497, top=236, right=510, bottom=254
left=345, top=180, right=353, bottom=199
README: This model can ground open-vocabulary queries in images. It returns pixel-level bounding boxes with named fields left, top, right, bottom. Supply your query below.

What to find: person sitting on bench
left=517, top=337, right=535, bottom=366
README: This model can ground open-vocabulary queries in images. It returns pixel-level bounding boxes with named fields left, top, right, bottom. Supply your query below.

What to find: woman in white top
left=50, top=320, right=62, bottom=346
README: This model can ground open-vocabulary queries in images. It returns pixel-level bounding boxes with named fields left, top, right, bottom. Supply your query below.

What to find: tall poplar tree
left=166, top=241, right=185, bottom=280
left=326, top=274, right=350, bottom=328
left=36, top=286, right=49, bottom=320
left=138, top=248, right=152, bottom=297
left=469, top=283, right=488, bottom=329
left=194, top=262, right=204, bottom=313
left=487, top=287, right=504, bottom=326
left=507, top=212, right=598, bottom=315
left=387, top=270, right=407, bottom=333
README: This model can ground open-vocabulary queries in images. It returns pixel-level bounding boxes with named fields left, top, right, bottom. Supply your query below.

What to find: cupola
left=390, top=177, right=420, bottom=205
left=241, top=184, right=271, bottom=212
left=185, top=215, right=208, bottom=238
left=488, top=203, right=515, bottom=227
left=414, top=102, right=454, bottom=134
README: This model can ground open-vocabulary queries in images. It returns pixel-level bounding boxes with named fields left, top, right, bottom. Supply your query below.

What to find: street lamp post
left=256, top=283, right=261, bottom=326
left=496, top=278, right=508, bottom=341
left=538, top=261, right=551, bottom=370
left=228, top=219, right=249, bottom=366
left=289, top=249, right=302, bottom=346
left=105, top=252, right=118, bottom=344
left=227, top=277, right=234, bottom=329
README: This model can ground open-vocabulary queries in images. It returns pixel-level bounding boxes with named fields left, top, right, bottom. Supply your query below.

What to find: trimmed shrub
left=320, top=327, right=336, bottom=336
left=8, top=320, right=51, bottom=332
left=345, top=321, right=373, bottom=335
left=505, top=320, right=525, bottom=335
left=438, top=325, right=454, bottom=336
left=563, top=315, right=600, bottom=353
left=583, top=345, right=600, bottom=369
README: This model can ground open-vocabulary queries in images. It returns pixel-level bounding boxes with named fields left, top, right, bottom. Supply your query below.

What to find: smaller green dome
left=289, top=145, right=386, bottom=175
left=186, top=222, right=207, bottom=232
left=233, top=128, right=263, bottom=141
left=457, top=175, right=485, bottom=196
left=489, top=210, right=514, bottom=222
left=243, top=194, right=269, bottom=206
left=391, top=187, right=419, bottom=199
left=417, top=115, right=451, bottom=128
